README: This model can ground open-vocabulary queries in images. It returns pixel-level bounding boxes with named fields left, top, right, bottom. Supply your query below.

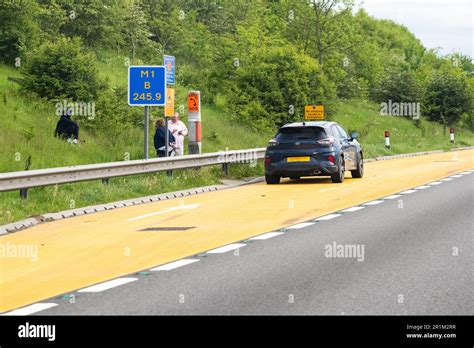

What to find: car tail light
left=328, top=155, right=335, bottom=164
left=317, top=138, right=334, bottom=146
left=268, top=139, right=279, bottom=147
left=265, top=157, right=271, bottom=167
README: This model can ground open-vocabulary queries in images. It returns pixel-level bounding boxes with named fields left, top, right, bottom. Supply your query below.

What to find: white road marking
left=460, top=171, right=471, bottom=175
left=383, top=194, right=402, bottom=200
left=287, top=222, right=315, bottom=229
left=428, top=181, right=443, bottom=186
left=315, top=214, right=341, bottom=221
left=400, top=189, right=417, bottom=194
left=440, top=178, right=453, bottom=181
left=207, top=243, right=246, bottom=254
left=250, top=232, right=284, bottom=240
left=363, top=200, right=384, bottom=206
left=414, top=185, right=430, bottom=189
left=150, top=259, right=200, bottom=271
left=3, top=303, right=58, bottom=316
left=127, top=204, right=201, bottom=221
left=340, top=206, right=365, bottom=213
left=78, top=278, right=138, bottom=292
left=450, top=174, right=462, bottom=178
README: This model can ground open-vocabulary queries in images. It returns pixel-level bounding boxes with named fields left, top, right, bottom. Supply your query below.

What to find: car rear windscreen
left=275, top=127, right=326, bottom=141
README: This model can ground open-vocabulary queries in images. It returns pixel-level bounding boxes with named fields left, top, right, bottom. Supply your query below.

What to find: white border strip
left=207, top=243, right=246, bottom=254
left=3, top=303, right=58, bottom=316
left=150, top=259, right=200, bottom=271
left=250, top=232, right=284, bottom=240
left=78, top=277, right=138, bottom=293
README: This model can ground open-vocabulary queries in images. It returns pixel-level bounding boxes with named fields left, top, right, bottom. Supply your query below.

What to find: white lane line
left=315, top=214, right=341, bottom=221
left=127, top=204, right=201, bottom=221
left=207, top=243, right=246, bottom=254
left=3, top=303, right=58, bottom=316
left=428, top=181, right=443, bottom=186
left=150, top=259, right=200, bottom=271
left=340, top=206, right=365, bottom=213
left=440, top=178, right=453, bottom=181
left=415, top=185, right=430, bottom=189
left=460, top=171, right=471, bottom=175
left=287, top=222, right=315, bottom=229
left=250, top=232, right=284, bottom=240
left=450, top=174, right=462, bottom=178
left=363, top=200, right=384, bottom=206
left=400, top=189, right=417, bottom=194
left=384, top=194, right=402, bottom=200
left=78, top=277, right=138, bottom=293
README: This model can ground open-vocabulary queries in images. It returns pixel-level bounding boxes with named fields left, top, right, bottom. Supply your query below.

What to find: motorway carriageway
left=0, top=149, right=473, bottom=313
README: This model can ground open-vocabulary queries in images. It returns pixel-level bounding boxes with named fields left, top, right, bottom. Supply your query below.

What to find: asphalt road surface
left=34, top=170, right=473, bottom=315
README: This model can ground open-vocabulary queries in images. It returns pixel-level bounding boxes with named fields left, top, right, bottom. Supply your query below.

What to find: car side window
left=331, top=125, right=343, bottom=139
left=337, top=125, right=348, bottom=139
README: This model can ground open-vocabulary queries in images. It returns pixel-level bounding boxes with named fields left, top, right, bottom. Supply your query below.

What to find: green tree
left=424, top=69, right=472, bottom=127
left=22, top=37, right=104, bottom=101
left=0, top=0, right=40, bottom=64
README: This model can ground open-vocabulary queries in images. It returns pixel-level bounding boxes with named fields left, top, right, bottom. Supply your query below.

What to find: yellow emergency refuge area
left=1, top=150, right=473, bottom=312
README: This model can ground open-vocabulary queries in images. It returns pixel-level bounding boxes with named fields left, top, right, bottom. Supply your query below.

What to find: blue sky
left=359, top=0, right=473, bottom=57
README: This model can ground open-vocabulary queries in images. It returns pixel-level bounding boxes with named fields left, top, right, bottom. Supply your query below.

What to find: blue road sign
left=163, top=55, right=175, bottom=85
left=128, top=66, right=166, bottom=106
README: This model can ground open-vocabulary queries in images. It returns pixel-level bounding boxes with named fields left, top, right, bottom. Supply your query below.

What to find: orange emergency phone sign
left=188, top=93, right=200, bottom=112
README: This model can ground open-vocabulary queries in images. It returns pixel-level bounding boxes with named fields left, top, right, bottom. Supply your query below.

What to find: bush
left=22, top=37, right=104, bottom=101
left=423, top=69, right=472, bottom=126
left=225, top=45, right=336, bottom=131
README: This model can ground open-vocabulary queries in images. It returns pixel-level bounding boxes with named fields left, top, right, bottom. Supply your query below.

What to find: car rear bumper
left=265, top=160, right=338, bottom=177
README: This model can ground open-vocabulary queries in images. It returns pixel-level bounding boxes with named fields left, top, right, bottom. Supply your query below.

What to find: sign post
left=188, top=91, right=201, bottom=155
left=304, top=105, right=324, bottom=121
left=128, top=66, right=166, bottom=159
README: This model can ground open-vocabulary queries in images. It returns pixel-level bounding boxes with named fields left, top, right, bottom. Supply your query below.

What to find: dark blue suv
left=264, top=121, right=363, bottom=184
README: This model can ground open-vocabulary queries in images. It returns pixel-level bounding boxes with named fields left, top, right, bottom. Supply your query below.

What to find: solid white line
left=78, top=277, right=138, bottom=293
left=127, top=204, right=201, bottom=221
left=287, top=222, right=315, bottom=229
left=363, top=200, right=384, bottom=206
left=340, top=206, right=365, bottom=213
left=440, top=178, right=453, bottom=181
left=460, top=171, right=471, bottom=175
left=400, top=189, right=417, bottom=194
left=315, top=214, right=341, bottom=221
left=150, top=259, right=200, bottom=271
left=428, top=181, right=443, bottom=186
left=3, top=303, right=58, bottom=316
left=414, top=185, right=430, bottom=189
left=250, top=232, right=284, bottom=240
left=207, top=243, right=246, bottom=254
left=450, top=175, right=462, bottom=178
left=383, top=194, right=402, bottom=200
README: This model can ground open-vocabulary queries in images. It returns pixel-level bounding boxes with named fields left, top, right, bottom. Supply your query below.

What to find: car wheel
left=331, top=156, right=345, bottom=183
left=351, top=152, right=364, bottom=178
left=289, top=176, right=300, bottom=180
left=265, top=174, right=280, bottom=184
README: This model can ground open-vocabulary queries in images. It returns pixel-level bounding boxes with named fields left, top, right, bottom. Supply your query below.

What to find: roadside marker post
left=128, top=66, right=166, bottom=159
left=385, top=131, right=390, bottom=149
left=450, top=128, right=455, bottom=143
left=188, top=91, right=202, bottom=155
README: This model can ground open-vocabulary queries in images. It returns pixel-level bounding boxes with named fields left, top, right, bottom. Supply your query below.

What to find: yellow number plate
left=287, top=156, right=310, bottom=162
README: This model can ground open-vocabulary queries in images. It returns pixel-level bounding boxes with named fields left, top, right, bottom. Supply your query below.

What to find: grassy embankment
left=1, top=55, right=472, bottom=225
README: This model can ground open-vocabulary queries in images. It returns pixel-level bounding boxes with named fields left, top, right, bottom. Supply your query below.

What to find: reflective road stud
left=385, top=131, right=390, bottom=149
